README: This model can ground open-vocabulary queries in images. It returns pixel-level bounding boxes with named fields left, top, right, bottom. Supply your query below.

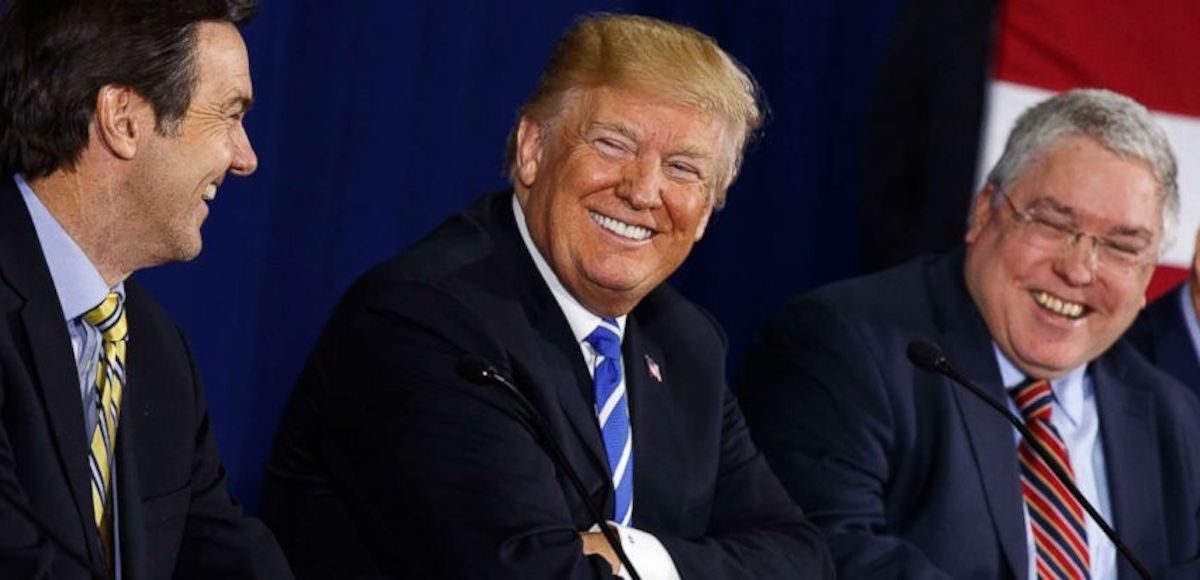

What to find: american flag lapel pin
left=644, top=354, right=662, bottom=383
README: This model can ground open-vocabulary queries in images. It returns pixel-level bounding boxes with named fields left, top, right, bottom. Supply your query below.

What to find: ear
left=515, top=116, right=545, bottom=188
left=964, top=184, right=997, bottom=244
left=693, top=200, right=714, bottom=242
left=93, top=84, right=151, bottom=160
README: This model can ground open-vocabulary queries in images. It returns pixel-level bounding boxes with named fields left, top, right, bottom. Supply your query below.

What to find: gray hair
left=985, top=88, right=1179, bottom=250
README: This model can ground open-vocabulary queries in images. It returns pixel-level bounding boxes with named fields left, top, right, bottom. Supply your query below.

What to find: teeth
left=589, top=211, right=652, bottom=241
left=1032, top=291, right=1086, bottom=319
left=202, top=184, right=217, bottom=201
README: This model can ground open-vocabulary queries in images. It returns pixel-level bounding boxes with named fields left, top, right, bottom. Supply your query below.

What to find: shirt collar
left=15, top=173, right=123, bottom=320
left=993, top=342, right=1089, bottom=426
left=512, top=194, right=627, bottom=344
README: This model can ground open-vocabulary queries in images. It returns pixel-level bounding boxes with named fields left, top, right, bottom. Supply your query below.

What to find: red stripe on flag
left=994, top=0, right=1200, bottom=117
left=1148, top=265, right=1188, bottom=302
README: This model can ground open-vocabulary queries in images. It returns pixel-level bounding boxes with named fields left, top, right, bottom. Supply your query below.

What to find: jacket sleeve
left=738, top=297, right=955, bottom=579
left=170, top=326, right=294, bottom=579
left=654, top=384, right=835, bottom=578
left=273, top=281, right=618, bottom=579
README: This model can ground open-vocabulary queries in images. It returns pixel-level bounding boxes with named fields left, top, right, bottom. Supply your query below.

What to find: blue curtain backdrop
left=137, top=0, right=905, bottom=511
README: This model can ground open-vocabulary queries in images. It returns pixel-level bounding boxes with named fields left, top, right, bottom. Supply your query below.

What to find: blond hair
left=505, top=13, right=762, bottom=208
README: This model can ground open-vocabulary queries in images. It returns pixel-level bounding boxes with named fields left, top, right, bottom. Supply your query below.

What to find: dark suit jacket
left=261, top=192, right=833, bottom=579
left=738, top=250, right=1200, bottom=579
left=0, top=178, right=290, bottom=578
left=1126, top=284, right=1200, bottom=399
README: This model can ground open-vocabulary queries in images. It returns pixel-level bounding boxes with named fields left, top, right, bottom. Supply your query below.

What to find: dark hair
left=0, top=0, right=256, bottom=178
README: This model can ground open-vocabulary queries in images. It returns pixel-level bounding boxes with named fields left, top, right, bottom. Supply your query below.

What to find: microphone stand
left=907, top=340, right=1153, bottom=580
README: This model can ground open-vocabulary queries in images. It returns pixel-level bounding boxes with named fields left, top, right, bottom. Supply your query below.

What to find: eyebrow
left=230, top=95, right=254, bottom=113
left=587, top=121, right=715, bottom=161
left=589, top=121, right=639, bottom=143
left=1033, top=196, right=1156, bottom=239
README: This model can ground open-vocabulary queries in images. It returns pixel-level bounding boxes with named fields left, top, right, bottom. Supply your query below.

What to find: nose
left=229, top=123, right=258, bottom=176
left=1054, top=233, right=1098, bottom=286
left=616, top=156, right=663, bottom=210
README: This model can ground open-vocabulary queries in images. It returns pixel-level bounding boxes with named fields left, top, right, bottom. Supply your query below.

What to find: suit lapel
left=1093, top=357, right=1163, bottom=580
left=495, top=195, right=611, bottom=494
left=526, top=297, right=610, bottom=482
left=115, top=343, right=146, bottom=580
left=0, top=181, right=101, bottom=563
left=621, top=316, right=681, bottom=527
left=929, top=253, right=1027, bottom=580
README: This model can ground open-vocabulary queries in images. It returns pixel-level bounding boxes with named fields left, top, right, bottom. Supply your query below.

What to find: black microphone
left=0, top=484, right=110, bottom=579
left=456, top=356, right=641, bottom=580
left=906, top=340, right=1153, bottom=580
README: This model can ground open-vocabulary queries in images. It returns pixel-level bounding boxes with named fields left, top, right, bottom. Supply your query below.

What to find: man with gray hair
left=739, top=88, right=1200, bottom=579
left=262, top=13, right=832, bottom=579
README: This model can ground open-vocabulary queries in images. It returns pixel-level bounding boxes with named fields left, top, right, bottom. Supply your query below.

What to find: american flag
left=644, top=355, right=662, bottom=383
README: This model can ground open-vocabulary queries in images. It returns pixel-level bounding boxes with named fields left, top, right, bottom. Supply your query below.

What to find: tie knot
left=1011, top=378, right=1053, bottom=422
left=83, top=292, right=128, bottom=343
left=585, top=320, right=621, bottom=360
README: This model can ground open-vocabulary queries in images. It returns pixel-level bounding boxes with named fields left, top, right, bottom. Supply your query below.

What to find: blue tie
left=585, top=318, right=633, bottom=526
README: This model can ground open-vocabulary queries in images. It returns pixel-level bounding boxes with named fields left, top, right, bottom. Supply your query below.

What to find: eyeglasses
left=995, top=188, right=1157, bottom=277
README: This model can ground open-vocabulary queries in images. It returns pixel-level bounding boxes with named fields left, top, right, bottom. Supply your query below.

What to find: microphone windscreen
left=906, top=340, right=945, bottom=372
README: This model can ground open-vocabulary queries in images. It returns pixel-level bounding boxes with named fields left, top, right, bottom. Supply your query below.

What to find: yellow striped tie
left=82, top=292, right=128, bottom=566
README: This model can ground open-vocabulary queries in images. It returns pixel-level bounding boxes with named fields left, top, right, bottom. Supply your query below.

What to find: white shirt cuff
left=588, top=522, right=680, bottom=580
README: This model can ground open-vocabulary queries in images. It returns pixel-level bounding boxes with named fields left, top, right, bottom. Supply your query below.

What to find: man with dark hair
left=262, top=13, right=832, bottom=580
left=740, top=88, right=1200, bottom=579
left=0, top=0, right=290, bottom=577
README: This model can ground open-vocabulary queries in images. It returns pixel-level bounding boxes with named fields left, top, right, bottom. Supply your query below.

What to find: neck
left=28, top=171, right=133, bottom=287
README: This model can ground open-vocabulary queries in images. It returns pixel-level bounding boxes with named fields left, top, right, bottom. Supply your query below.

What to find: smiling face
left=125, top=21, right=257, bottom=266
left=964, top=135, right=1162, bottom=378
left=515, top=86, right=732, bottom=317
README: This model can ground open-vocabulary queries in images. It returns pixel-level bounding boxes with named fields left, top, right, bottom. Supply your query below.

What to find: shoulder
left=1098, top=339, right=1200, bottom=422
left=1126, top=284, right=1185, bottom=351
left=764, top=253, right=955, bottom=348
left=124, top=279, right=188, bottom=355
left=633, top=283, right=725, bottom=348
left=348, top=192, right=517, bottom=309
left=314, top=193, right=528, bottom=369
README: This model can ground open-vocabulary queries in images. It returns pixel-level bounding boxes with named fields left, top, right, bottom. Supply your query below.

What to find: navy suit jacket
left=738, top=250, right=1200, bottom=579
left=0, top=178, right=290, bottom=578
left=1126, top=284, right=1200, bottom=399
left=261, top=192, right=832, bottom=579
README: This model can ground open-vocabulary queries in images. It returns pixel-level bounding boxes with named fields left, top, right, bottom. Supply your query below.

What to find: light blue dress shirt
left=15, top=173, right=125, bottom=575
left=1177, top=282, right=1200, bottom=364
left=993, top=344, right=1115, bottom=580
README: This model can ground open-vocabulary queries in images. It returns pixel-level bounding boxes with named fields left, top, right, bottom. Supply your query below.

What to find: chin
left=1016, top=347, right=1087, bottom=377
left=174, top=235, right=204, bottom=263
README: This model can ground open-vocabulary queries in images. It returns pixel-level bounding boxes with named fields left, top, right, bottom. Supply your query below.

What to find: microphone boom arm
left=908, top=340, right=1153, bottom=580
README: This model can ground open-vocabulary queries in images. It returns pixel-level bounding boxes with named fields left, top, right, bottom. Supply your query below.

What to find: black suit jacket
left=738, top=250, right=1200, bottom=579
left=1126, top=284, right=1200, bottom=399
left=0, top=178, right=290, bottom=578
left=261, top=192, right=833, bottom=579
